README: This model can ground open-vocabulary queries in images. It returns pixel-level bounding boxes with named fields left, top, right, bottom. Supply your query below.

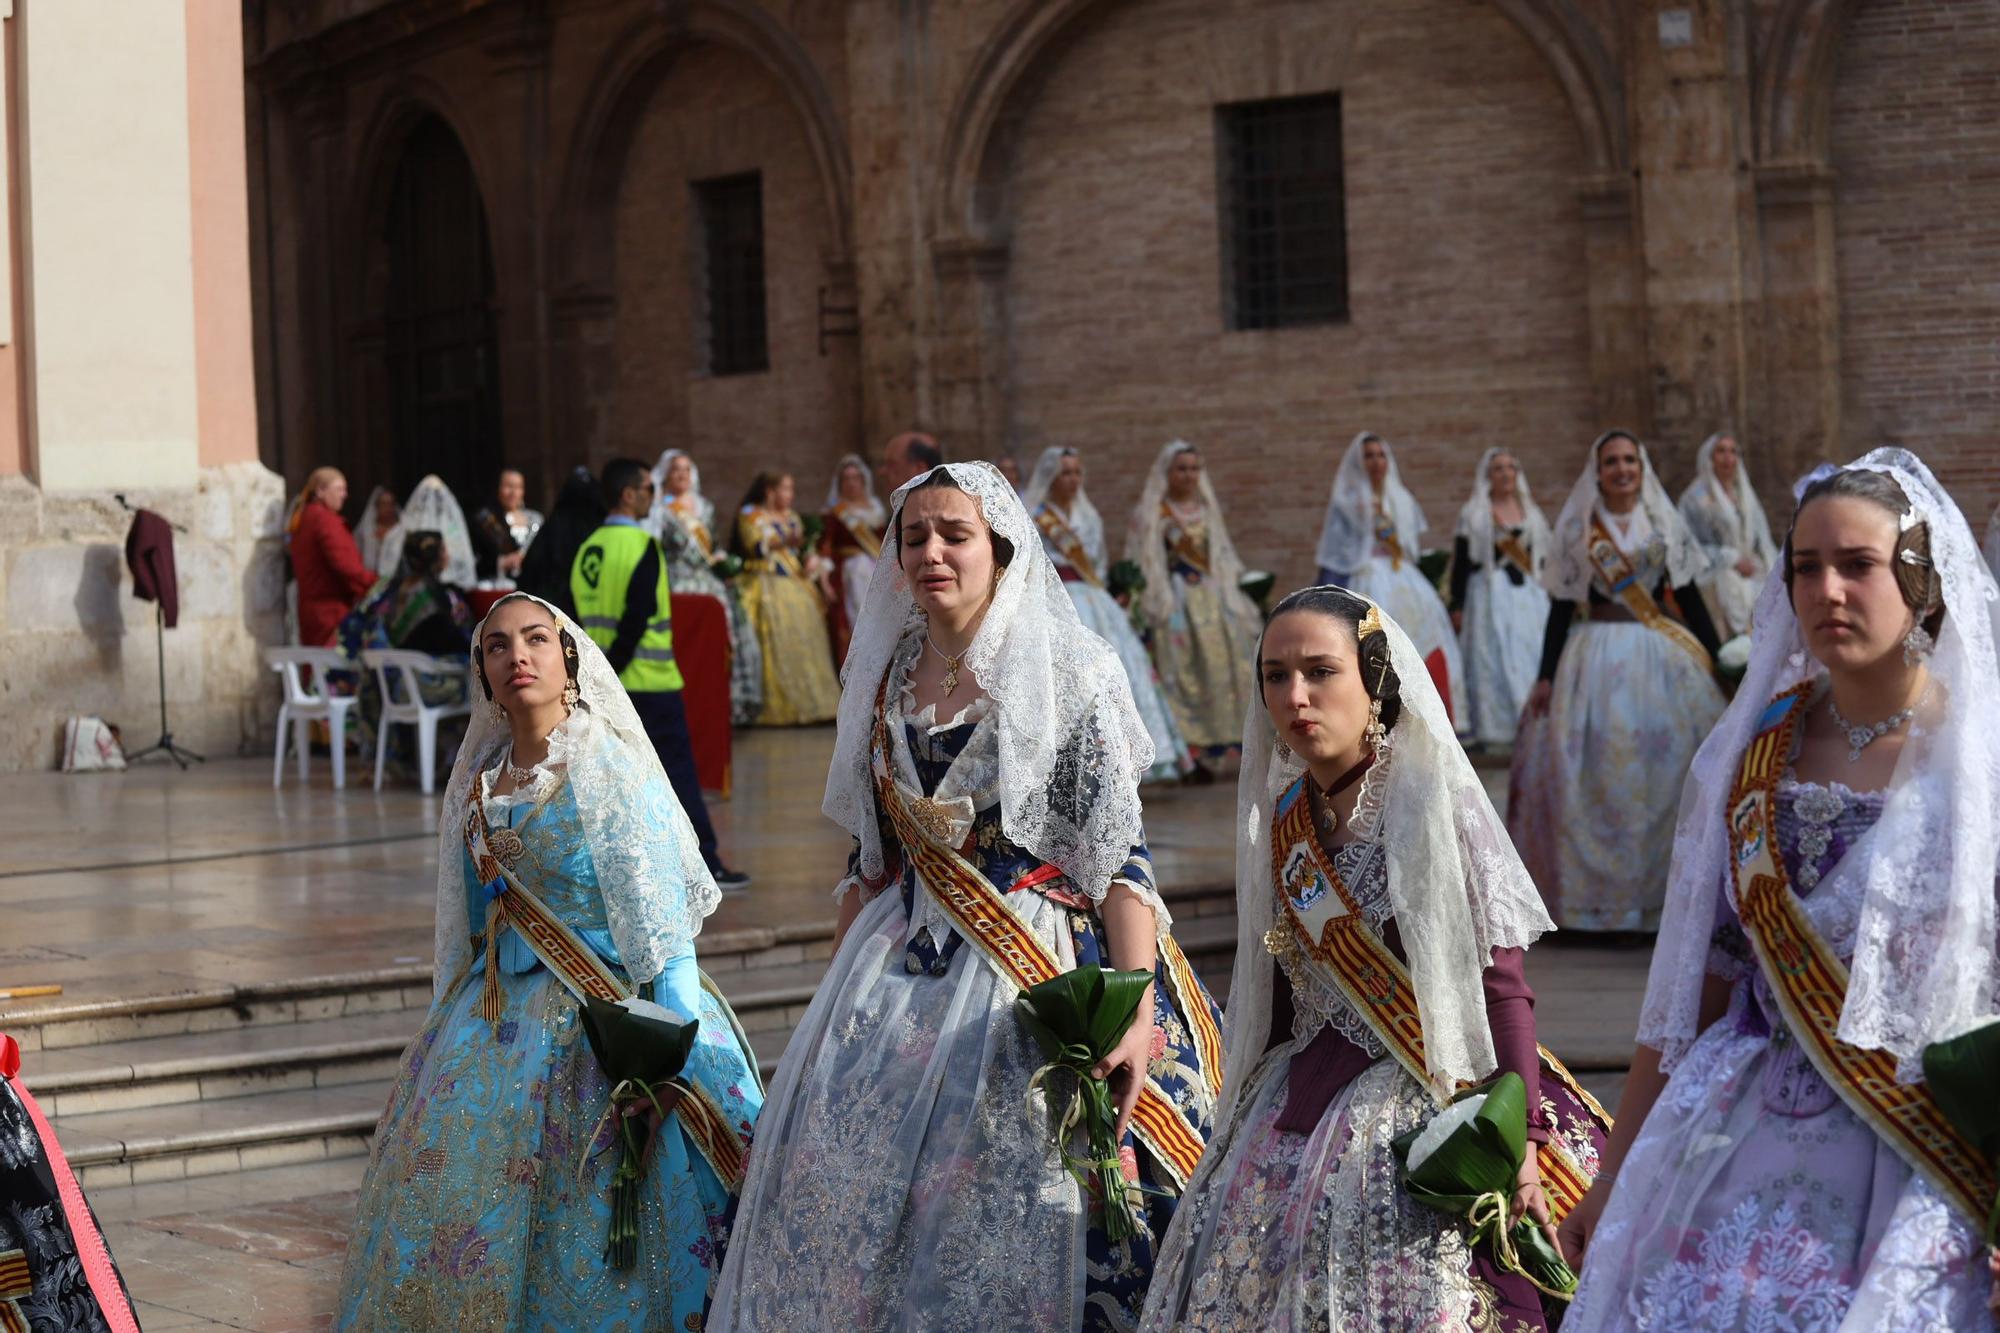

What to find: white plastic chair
left=361, top=649, right=474, bottom=795
left=265, top=646, right=361, bottom=789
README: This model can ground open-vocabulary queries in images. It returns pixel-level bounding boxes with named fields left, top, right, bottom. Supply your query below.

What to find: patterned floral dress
left=656, top=492, right=763, bottom=725
left=1567, top=746, right=1995, bottom=1330
left=710, top=641, right=1223, bottom=1331
left=1146, top=502, right=1254, bottom=757
left=733, top=506, right=841, bottom=726
left=335, top=769, right=762, bottom=1331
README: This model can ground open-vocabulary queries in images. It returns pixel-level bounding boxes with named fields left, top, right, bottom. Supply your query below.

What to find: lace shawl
left=1315, top=432, right=1428, bottom=575
left=378, top=474, right=478, bottom=588
left=1544, top=431, right=1710, bottom=602
left=1675, top=432, right=1778, bottom=573
left=1641, top=448, right=2000, bottom=1080
left=1125, top=440, right=1260, bottom=634
left=822, top=452, right=886, bottom=526
left=1020, top=446, right=1111, bottom=571
left=646, top=449, right=717, bottom=546
left=433, top=593, right=719, bottom=993
left=1453, top=446, right=1551, bottom=579
left=824, top=462, right=1155, bottom=901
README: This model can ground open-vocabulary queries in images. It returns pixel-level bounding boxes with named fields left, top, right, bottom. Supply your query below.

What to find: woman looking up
left=1563, top=450, right=2000, bottom=1329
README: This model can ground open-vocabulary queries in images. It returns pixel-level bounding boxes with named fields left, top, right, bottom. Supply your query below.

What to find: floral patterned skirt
left=1567, top=982, right=1993, bottom=1332
left=1155, top=575, right=1254, bottom=755
left=736, top=570, right=841, bottom=726
left=1142, top=1049, right=1554, bottom=1332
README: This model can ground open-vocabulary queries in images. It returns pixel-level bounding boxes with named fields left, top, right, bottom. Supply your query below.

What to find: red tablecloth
left=673, top=593, right=733, bottom=796
left=468, top=588, right=510, bottom=621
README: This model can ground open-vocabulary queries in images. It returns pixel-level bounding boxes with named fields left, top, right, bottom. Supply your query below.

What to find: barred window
left=695, top=172, right=769, bottom=376
left=1216, top=94, right=1349, bottom=330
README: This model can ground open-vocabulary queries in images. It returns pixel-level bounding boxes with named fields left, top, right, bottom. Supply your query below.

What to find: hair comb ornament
left=1356, top=603, right=1384, bottom=641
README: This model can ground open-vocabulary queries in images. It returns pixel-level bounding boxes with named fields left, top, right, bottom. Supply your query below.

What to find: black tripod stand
left=125, top=602, right=205, bottom=769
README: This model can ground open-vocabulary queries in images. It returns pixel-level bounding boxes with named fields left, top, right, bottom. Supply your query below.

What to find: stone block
left=8, top=543, right=126, bottom=634
left=0, top=475, right=41, bottom=545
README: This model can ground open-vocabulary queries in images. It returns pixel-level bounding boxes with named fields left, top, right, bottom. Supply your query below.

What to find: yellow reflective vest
left=570, top=522, right=683, bottom=693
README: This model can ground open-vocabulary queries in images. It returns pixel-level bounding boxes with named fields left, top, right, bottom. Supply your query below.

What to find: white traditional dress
left=1569, top=449, right=1999, bottom=1330
left=711, top=463, right=1223, bottom=1332
left=1316, top=432, right=1468, bottom=728
left=1448, top=448, right=1552, bottom=747
left=1675, top=433, right=1778, bottom=639
left=1022, top=446, right=1192, bottom=783
left=1506, top=433, right=1725, bottom=932
left=646, top=449, right=764, bottom=725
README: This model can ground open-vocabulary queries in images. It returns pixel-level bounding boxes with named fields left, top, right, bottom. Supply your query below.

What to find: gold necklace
left=925, top=633, right=963, bottom=696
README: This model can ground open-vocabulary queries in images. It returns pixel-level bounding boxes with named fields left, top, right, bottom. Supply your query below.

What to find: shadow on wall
left=71, top=544, right=128, bottom=672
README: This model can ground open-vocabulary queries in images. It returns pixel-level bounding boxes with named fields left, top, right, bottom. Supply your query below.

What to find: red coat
left=292, top=501, right=374, bottom=646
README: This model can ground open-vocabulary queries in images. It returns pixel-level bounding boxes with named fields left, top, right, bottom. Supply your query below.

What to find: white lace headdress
left=1454, top=447, right=1551, bottom=579
left=1640, top=447, right=2000, bottom=1079
left=433, top=592, right=718, bottom=996
left=1019, top=445, right=1109, bottom=570
left=1219, top=588, right=1554, bottom=1125
left=822, top=461, right=1154, bottom=899
left=1125, top=440, right=1261, bottom=636
left=378, top=474, right=478, bottom=588
left=1683, top=431, right=1778, bottom=564
left=1543, top=430, right=1709, bottom=601
left=822, top=452, right=886, bottom=525
left=647, top=448, right=714, bottom=537
left=1315, top=432, right=1428, bottom=575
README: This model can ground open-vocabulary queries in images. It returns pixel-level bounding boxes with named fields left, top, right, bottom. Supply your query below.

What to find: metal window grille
left=1217, top=94, right=1349, bottom=330
left=696, top=172, right=769, bottom=375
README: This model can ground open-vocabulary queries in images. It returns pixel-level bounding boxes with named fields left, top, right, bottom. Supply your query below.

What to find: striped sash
left=1160, top=503, right=1211, bottom=578
left=463, top=800, right=748, bottom=1188
left=1584, top=515, right=1710, bottom=671
left=833, top=504, right=884, bottom=560
left=1725, top=686, right=1994, bottom=1228
left=1494, top=531, right=1535, bottom=579
left=868, top=689, right=1221, bottom=1188
left=1373, top=507, right=1405, bottom=571
left=0, top=1249, right=25, bottom=1333
left=1267, top=778, right=1609, bottom=1222
left=1035, top=506, right=1103, bottom=587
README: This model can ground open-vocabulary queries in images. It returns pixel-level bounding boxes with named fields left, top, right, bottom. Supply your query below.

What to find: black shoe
left=713, top=867, right=752, bottom=892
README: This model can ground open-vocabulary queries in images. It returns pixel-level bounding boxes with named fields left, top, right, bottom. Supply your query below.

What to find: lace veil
left=1544, top=430, right=1709, bottom=601
left=1980, top=502, right=1999, bottom=577
left=433, top=592, right=719, bottom=995
left=1454, top=446, right=1551, bottom=578
left=823, top=462, right=1154, bottom=899
left=1125, top=440, right=1261, bottom=637
left=1019, top=445, right=1110, bottom=569
left=822, top=452, right=886, bottom=525
left=1220, top=588, right=1554, bottom=1125
left=647, top=449, right=715, bottom=538
left=1640, top=448, right=2000, bottom=1079
left=1315, top=432, right=1427, bottom=575
left=379, top=475, right=478, bottom=588
left=1679, top=432, right=1778, bottom=566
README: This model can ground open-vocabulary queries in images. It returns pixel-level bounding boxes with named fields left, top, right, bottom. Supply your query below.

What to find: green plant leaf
left=580, top=993, right=699, bottom=1089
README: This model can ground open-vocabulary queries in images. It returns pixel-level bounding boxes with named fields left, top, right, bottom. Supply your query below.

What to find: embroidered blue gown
left=335, top=771, right=762, bottom=1332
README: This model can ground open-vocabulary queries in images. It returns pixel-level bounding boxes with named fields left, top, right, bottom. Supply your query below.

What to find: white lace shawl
left=647, top=449, right=716, bottom=543
left=1982, top=501, right=1999, bottom=578
left=352, top=486, right=398, bottom=574
left=433, top=593, right=719, bottom=994
left=1676, top=432, right=1778, bottom=573
left=823, top=462, right=1155, bottom=900
left=1641, top=448, right=2000, bottom=1080
left=1019, top=446, right=1111, bottom=571
left=1219, top=589, right=1554, bottom=1128
left=1125, top=440, right=1260, bottom=633
left=823, top=452, right=886, bottom=527
left=378, top=474, right=478, bottom=588
left=1544, top=430, right=1710, bottom=602
left=1453, top=447, right=1551, bottom=579
left=1315, top=432, right=1428, bottom=575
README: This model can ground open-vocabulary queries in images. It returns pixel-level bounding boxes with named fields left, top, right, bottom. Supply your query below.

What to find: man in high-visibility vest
left=571, top=458, right=749, bottom=890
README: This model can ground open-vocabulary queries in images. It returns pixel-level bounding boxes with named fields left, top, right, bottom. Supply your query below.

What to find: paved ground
left=2, top=730, right=1646, bottom=1330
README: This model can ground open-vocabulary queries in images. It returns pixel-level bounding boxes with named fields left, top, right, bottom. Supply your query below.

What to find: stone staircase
left=5, top=877, right=1243, bottom=1189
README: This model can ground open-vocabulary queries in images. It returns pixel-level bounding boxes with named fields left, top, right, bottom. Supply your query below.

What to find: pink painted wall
left=1, top=15, right=23, bottom=477
left=185, top=0, right=257, bottom=468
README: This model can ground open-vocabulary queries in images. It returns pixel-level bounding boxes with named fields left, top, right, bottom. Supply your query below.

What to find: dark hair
left=400, top=529, right=447, bottom=581
left=892, top=468, right=1015, bottom=568
left=472, top=595, right=583, bottom=702
left=1260, top=585, right=1404, bottom=733
left=1783, top=468, right=1945, bottom=636
left=600, top=457, right=651, bottom=510
left=908, top=439, right=943, bottom=471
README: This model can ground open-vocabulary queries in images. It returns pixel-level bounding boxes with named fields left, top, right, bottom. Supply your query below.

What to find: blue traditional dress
left=336, top=738, right=761, bottom=1330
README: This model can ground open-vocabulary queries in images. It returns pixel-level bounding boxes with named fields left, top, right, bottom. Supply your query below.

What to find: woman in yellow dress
left=733, top=470, right=842, bottom=725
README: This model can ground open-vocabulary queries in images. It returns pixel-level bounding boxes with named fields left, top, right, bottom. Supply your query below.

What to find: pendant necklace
left=1825, top=686, right=1927, bottom=763
left=926, top=633, right=963, bottom=696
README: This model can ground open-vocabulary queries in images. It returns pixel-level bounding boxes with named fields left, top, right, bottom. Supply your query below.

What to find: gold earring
left=490, top=701, right=507, bottom=723
left=562, top=679, right=580, bottom=708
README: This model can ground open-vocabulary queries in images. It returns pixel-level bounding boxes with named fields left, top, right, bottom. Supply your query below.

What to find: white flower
left=617, top=995, right=688, bottom=1026
left=1405, top=1091, right=1488, bottom=1172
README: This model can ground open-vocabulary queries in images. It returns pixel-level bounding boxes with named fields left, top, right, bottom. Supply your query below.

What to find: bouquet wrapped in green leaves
left=1015, top=965, right=1155, bottom=1242
left=1107, top=559, right=1146, bottom=603
left=1391, top=1072, right=1578, bottom=1300
left=799, top=513, right=825, bottom=550
left=1921, top=1018, right=2000, bottom=1242
left=1237, top=570, right=1276, bottom=613
left=709, top=551, right=745, bottom=579
left=578, top=993, right=700, bottom=1269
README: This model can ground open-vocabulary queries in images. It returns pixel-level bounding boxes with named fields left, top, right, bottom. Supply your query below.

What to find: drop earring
left=1363, top=697, right=1386, bottom=752
left=562, top=679, right=580, bottom=708
left=1903, top=621, right=1935, bottom=667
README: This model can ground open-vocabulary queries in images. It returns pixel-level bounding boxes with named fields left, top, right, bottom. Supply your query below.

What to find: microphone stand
left=115, top=495, right=204, bottom=769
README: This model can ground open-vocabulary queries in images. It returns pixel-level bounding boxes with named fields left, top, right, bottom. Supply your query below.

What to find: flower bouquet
left=1921, top=1018, right=2000, bottom=1241
left=1014, top=965, right=1156, bottom=1241
left=1391, top=1072, right=1578, bottom=1300
left=709, top=551, right=745, bottom=579
left=578, top=993, right=700, bottom=1269
left=1107, top=559, right=1146, bottom=604
left=1237, top=570, right=1276, bottom=613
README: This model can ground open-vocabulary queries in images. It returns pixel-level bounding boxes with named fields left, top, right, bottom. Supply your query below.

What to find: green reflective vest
left=569, top=522, right=684, bottom=693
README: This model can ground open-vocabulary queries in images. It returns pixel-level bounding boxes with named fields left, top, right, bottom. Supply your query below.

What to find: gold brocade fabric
left=736, top=509, right=841, bottom=726
left=1152, top=518, right=1253, bottom=751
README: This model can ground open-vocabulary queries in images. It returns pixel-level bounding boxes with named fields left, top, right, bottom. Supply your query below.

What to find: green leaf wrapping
left=577, top=995, right=701, bottom=1268
left=1014, top=966, right=1156, bottom=1243
left=1921, top=1018, right=2000, bottom=1243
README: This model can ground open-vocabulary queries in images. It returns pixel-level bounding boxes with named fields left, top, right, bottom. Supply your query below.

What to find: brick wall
left=606, top=41, right=860, bottom=520
left=1831, top=0, right=2000, bottom=528
left=994, top=0, right=1597, bottom=593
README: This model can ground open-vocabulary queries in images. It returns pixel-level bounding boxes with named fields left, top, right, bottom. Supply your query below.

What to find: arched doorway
left=377, top=114, right=502, bottom=509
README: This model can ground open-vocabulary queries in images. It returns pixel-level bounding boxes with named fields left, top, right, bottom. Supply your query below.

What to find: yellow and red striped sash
left=833, top=504, right=884, bottom=560
left=1035, top=506, right=1103, bottom=587
left=1372, top=506, right=1405, bottom=571
left=464, top=801, right=749, bottom=1190
left=1584, top=515, right=1710, bottom=671
left=1268, top=780, right=1609, bottom=1222
left=1494, top=531, right=1535, bottom=579
left=0, top=1249, right=28, bottom=1333
left=869, top=694, right=1220, bottom=1189
left=1725, top=685, right=1994, bottom=1228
